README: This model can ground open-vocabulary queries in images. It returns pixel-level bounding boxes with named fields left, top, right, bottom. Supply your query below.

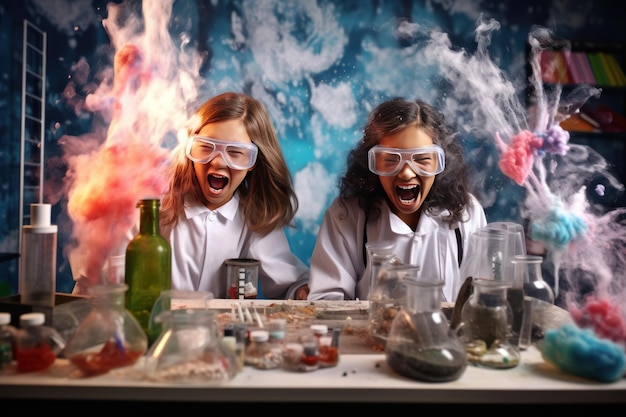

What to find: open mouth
left=396, top=184, right=419, bottom=203
left=208, top=173, right=229, bottom=191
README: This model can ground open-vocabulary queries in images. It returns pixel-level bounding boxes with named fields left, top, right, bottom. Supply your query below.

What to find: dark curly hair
left=339, top=97, right=472, bottom=225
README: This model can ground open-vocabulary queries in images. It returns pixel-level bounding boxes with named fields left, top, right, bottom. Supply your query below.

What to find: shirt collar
left=183, top=192, right=240, bottom=221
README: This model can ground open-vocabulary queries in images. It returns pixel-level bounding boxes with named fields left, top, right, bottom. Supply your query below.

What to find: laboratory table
left=0, top=299, right=624, bottom=409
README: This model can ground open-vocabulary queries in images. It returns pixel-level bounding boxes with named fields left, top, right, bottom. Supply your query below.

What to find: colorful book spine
left=587, top=52, right=609, bottom=86
left=598, top=52, right=619, bottom=86
left=540, top=50, right=569, bottom=84
left=603, top=53, right=626, bottom=86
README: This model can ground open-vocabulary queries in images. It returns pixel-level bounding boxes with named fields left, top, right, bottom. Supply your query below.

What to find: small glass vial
left=15, top=312, right=66, bottom=373
left=310, top=324, right=338, bottom=368
left=0, top=312, right=17, bottom=371
left=245, top=329, right=280, bottom=370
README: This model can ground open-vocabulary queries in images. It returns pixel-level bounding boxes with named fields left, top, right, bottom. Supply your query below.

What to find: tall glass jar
left=368, top=264, right=418, bottom=348
left=64, top=283, right=148, bottom=376
left=144, top=308, right=237, bottom=384
left=512, top=255, right=554, bottom=349
left=365, top=240, right=400, bottom=299
left=455, top=278, right=520, bottom=369
left=125, top=198, right=172, bottom=345
left=385, top=277, right=467, bottom=382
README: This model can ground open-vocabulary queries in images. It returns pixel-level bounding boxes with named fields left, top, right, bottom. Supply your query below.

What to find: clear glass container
left=385, top=277, right=467, bottom=382
left=455, top=278, right=520, bottom=369
left=0, top=312, right=17, bottom=371
left=144, top=308, right=237, bottom=383
left=365, top=240, right=401, bottom=298
left=64, top=283, right=148, bottom=376
left=15, top=312, right=66, bottom=373
left=512, top=255, right=555, bottom=349
left=368, top=264, right=419, bottom=347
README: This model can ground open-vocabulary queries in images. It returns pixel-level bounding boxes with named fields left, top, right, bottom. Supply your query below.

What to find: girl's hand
left=295, top=284, right=310, bottom=300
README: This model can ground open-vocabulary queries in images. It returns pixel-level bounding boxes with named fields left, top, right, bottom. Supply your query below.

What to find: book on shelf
left=580, top=103, right=626, bottom=133
left=587, top=52, right=611, bottom=86
left=540, top=50, right=570, bottom=84
left=567, top=51, right=596, bottom=84
left=560, top=113, right=600, bottom=132
left=602, top=52, right=626, bottom=86
left=598, top=52, right=620, bottom=86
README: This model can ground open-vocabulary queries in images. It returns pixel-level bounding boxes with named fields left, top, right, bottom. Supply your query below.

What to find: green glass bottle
left=125, top=198, right=171, bottom=345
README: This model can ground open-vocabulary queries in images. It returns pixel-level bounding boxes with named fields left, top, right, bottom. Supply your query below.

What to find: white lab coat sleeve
left=308, top=198, right=365, bottom=300
left=247, top=227, right=309, bottom=300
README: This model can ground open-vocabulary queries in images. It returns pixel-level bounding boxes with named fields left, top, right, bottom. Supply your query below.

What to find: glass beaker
left=148, top=289, right=214, bottom=344
left=368, top=264, right=419, bottom=348
left=144, top=308, right=237, bottom=384
left=512, top=255, right=554, bottom=349
left=455, top=278, right=520, bottom=369
left=64, top=283, right=147, bottom=376
left=386, top=276, right=467, bottom=382
left=365, top=240, right=401, bottom=299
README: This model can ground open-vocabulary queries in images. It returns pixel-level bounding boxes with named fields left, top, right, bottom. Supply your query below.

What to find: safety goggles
left=368, top=145, right=445, bottom=176
left=186, top=135, right=258, bottom=170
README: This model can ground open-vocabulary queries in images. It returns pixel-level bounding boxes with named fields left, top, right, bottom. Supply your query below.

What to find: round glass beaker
left=386, top=276, right=467, bottom=382
left=144, top=308, right=237, bottom=384
left=368, top=264, right=419, bottom=347
left=455, top=278, right=520, bottom=369
left=64, top=283, right=147, bottom=375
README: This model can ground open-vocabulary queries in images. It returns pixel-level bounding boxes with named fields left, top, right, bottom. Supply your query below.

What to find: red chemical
left=69, top=339, right=144, bottom=375
left=16, top=344, right=57, bottom=372
left=570, top=295, right=626, bottom=348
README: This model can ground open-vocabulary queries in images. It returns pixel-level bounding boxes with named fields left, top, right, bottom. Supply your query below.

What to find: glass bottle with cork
left=125, top=198, right=171, bottom=345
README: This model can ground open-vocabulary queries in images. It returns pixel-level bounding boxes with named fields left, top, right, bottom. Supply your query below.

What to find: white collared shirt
left=169, top=193, right=309, bottom=299
left=307, top=195, right=487, bottom=302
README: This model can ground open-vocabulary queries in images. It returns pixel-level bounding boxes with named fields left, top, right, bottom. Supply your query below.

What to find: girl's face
left=378, top=125, right=436, bottom=230
left=194, top=119, right=254, bottom=210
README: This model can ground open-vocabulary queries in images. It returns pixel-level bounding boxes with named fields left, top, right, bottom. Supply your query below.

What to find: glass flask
left=125, top=198, right=172, bottom=346
left=385, top=276, right=468, bottom=382
left=148, top=289, right=214, bottom=344
left=455, top=278, right=520, bottom=369
left=368, top=264, right=419, bottom=348
left=365, top=240, right=401, bottom=299
left=144, top=308, right=237, bottom=384
left=512, top=255, right=554, bottom=349
left=64, top=283, right=148, bottom=376
left=485, top=222, right=527, bottom=343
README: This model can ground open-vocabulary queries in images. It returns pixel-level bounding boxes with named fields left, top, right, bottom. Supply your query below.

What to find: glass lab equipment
left=64, top=283, right=147, bottom=375
left=455, top=278, right=520, bottom=369
left=368, top=264, right=419, bottom=347
left=144, top=308, right=237, bottom=384
left=385, top=276, right=467, bottom=382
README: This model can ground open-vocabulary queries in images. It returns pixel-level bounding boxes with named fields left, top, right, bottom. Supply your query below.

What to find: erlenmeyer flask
left=368, top=264, right=418, bottom=348
left=144, top=308, right=237, bottom=384
left=386, top=276, right=467, bottom=382
left=455, top=278, right=520, bottom=369
left=64, top=283, right=147, bottom=376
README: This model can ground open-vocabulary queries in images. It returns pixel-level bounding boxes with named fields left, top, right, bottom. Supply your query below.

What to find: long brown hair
left=161, top=92, right=298, bottom=235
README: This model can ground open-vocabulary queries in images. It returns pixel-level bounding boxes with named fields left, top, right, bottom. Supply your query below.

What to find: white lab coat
left=72, top=192, right=309, bottom=299
left=169, top=194, right=309, bottom=299
left=307, top=194, right=487, bottom=302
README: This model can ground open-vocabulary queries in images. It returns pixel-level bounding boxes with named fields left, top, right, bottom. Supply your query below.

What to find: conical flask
left=455, top=278, right=520, bottom=369
left=386, top=276, right=467, bottom=382
left=144, top=308, right=238, bottom=384
left=64, top=283, right=148, bottom=376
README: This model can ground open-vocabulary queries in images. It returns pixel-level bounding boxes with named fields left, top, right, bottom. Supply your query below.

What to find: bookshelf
left=526, top=40, right=626, bottom=208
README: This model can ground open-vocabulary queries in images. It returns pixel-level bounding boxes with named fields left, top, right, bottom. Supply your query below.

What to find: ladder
left=18, top=19, right=47, bottom=249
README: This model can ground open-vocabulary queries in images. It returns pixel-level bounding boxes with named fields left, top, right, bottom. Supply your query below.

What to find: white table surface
left=1, top=346, right=624, bottom=404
